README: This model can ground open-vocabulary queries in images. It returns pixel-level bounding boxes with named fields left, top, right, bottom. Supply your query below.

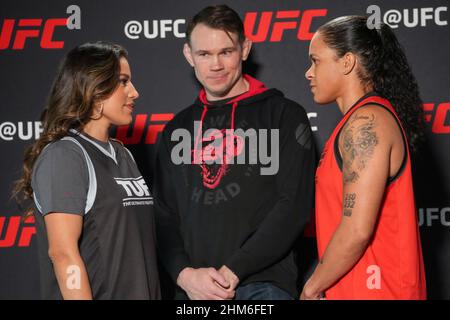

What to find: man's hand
left=218, top=265, right=240, bottom=291
left=177, top=267, right=235, bottom=300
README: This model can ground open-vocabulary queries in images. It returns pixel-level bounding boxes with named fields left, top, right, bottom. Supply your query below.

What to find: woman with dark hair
left=301, top=16, right=426, bottom=299
left=13, top=42, right=161, bottom=299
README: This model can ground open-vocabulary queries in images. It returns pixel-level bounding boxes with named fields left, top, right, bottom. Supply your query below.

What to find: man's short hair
left=186, top=4, right=245, bottom=46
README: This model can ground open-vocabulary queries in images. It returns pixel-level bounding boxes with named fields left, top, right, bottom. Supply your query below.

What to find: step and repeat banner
left=1, top=0, right=449, bottom=299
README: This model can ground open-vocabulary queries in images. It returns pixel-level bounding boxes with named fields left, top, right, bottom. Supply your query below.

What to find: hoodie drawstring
left=193, top=102, right=238, bottom=163
left=230, top=102, right=237, bottom=130
left=193, top=105, right=208, bottom=162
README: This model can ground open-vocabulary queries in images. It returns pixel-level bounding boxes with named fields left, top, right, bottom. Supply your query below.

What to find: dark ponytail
left=318, top=16, right=425, bottom=153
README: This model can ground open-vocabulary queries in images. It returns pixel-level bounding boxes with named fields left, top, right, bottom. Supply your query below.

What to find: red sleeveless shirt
left=315, top=94, right=426, bottom=299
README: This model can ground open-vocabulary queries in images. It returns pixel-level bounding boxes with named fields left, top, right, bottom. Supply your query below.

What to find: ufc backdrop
left=0, top=0, right=449, bottom=299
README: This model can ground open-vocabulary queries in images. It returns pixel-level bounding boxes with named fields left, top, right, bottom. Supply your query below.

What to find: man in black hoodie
left=154, top=4, right=316, bottom=300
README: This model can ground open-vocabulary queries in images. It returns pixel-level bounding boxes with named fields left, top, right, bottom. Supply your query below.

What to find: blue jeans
left=235, top=282, right=294, bottom=300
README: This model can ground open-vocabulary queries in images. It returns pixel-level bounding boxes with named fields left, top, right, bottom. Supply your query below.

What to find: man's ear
left=342, top=52, right=356, bottom=75
left=241, top=38, right=252, bottom=61
left=183, top=43, right=194, bottom=67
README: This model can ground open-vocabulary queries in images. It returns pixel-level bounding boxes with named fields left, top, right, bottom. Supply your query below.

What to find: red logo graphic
left=193, top=129, right=244, bottom=189
left=0, top=215, right=35, bottom=248
left=423, top=102, right=450, bottom=134
left=115, top=113, right=174, bottom=145
left=0, top=18, right=68, bottom=50
left=244, top=9, right=328, bottom=42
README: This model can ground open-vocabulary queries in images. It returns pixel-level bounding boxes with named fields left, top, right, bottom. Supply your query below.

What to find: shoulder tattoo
left=341, top=112, right=378, bottom=183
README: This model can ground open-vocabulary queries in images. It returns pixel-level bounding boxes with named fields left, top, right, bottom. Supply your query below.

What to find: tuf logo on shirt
left=114, top=176, right=153, bottom=207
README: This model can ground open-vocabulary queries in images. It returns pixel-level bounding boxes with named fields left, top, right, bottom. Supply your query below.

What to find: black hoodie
left=154, top=75, right=316, bottom=298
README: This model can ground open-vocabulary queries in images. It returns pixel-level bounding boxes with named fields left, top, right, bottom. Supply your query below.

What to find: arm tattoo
left=343, top=193, right=356, bottom=217
left=341, top=112, right=378, bottom=183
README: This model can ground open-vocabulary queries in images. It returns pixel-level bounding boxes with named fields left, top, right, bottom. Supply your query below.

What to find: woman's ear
left=90, top=102, right=104, bottom=120
left=342, top=52, right=357, bottom=75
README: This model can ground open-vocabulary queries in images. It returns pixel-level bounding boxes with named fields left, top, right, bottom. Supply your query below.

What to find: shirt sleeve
left=31, top=139, right=89, bottom=216
left=225, top=101, right=317, bottom=281
left=153, top=129, right=191, bottom=282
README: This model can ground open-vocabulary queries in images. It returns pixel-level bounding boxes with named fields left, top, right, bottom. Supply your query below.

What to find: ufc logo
left=0, top=5, right=81, bottom=50
left=0, top=18, right=67, bottom=50
left=124, top=19, right=185, bottom=39
left=0, top=215, right=35, bottom=248
left=145, top=19, right=185, bottom=39
left=244, top=9, right=327, bottom=42
left=115, top=113, right=174, bottom=145
left=115, top=178, right=150, bottom=197
left=423, top=102, right=450, bottom=134
left=419, top=207, right=450, bottom=227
